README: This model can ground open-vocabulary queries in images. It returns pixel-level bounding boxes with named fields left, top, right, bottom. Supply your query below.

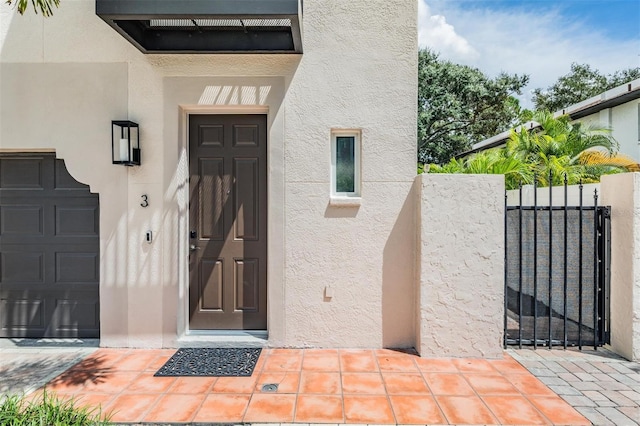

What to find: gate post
left=416, top=174, right=504, bottom=358
left=601, top=173, right=640, bottom=361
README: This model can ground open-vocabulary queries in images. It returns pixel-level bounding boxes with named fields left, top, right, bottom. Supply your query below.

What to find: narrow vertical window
left=336, top=136, right=355, bottom=193
left=331, top=130, right=361, bottom=198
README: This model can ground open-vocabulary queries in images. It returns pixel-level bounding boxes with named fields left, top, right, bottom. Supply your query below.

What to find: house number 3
left=141, top=194, right=149, bottom=208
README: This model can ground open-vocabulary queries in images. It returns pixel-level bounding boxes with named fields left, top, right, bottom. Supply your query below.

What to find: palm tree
left=429, top=149, right=532, bottom=190
left=505, top=110, right=637, bottom=185
left=6, top=0, right=59, bottom=16
left=428, top=110, right=639, bottom=189
left=507, top=111, right=617, bottom=157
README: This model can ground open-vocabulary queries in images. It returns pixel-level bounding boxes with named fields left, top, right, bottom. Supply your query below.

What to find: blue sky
left=454, top=0, right=640, bottom=40
left=418, top=0, right=640, bottom=107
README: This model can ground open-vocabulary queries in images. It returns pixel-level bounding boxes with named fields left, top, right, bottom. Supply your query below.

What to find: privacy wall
left=601, top=173, right=640, bottom=361
left=416, top=174, right=505, bottom=358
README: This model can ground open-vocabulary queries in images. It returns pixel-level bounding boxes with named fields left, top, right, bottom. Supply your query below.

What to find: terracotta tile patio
left=32, top=348, right=591, bottom=424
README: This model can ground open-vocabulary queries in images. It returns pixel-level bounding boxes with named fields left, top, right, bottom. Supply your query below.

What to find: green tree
left=417, top=48, right=529, bottom=165
left=429, top=111, right=639, bottom=189
left=533, top=63, right=640, bottom=112
left=5, top=0, right=59, bottom=16
left=508, top=111, right=618, bottom=160
left=509, top=111, right=638, bottom=185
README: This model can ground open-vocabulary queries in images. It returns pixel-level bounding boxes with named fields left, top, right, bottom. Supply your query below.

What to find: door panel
left=235, top=258, right=259, bottom=312
left=234, top=158, right=259, bottom=240
left=189, top=115, right=267, bottom=330
left=199, top=258, right=223, bottom=311
left=199, top=158, right=225, bottom=240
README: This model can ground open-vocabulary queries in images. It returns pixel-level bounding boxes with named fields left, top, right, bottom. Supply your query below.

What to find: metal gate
left=504, top=177, right=610, bottom=349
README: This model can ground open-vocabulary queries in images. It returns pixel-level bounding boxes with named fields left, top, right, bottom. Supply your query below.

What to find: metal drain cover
left=261, top=383, right=278, bottom=392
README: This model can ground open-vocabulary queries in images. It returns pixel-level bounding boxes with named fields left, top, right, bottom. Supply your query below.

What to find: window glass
left=335, top=136, right=355, bottom=193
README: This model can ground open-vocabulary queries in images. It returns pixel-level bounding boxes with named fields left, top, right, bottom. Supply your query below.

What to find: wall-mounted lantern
left=112, top=120, right=140, bottom=166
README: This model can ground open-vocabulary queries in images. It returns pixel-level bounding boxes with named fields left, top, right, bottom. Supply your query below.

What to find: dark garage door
left=0, top=154, right=100, bottom=338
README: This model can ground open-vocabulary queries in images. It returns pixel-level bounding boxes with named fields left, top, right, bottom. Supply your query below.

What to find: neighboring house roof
left=459, top=78, right=640, bottom=157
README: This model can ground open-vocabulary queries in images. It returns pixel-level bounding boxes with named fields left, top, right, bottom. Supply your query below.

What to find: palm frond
left=6, top=0, right=60, bottom=16
left=579, top=150, right=640, bottom=172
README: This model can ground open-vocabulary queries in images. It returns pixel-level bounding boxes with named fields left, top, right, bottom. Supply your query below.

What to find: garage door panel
left=0, top=205, right=43, bottom=236
left=0, top=251, right=44, bottom=283
left=55, top=253, right=98, bottom=283
left=0, top=158, right=46, bottom=190
left=55, top=205, right=99, bottom=236
left=52, top=298, right=99, bottom=331
left=0, top=296, right=98, bottom=337
left=0, top=201, right=98, bottom=243
left=0, top=154, right=99, bottom=338
left=0, top=298, right=45, bottom=331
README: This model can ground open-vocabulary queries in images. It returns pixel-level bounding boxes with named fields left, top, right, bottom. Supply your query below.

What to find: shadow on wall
left=381, top=180, right=417, bottom=349
left=0, top=5, right=42, bottom=61
left=324, top=204, right=359, bottom=218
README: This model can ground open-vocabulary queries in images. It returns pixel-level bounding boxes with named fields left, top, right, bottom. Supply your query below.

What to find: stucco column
left=416, top=174, right=505, bottom=358
left=601, top=173, right=640, bottom=361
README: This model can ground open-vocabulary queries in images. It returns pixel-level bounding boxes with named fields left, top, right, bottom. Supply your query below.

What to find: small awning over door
left=96, top=0, right=303, bottom=54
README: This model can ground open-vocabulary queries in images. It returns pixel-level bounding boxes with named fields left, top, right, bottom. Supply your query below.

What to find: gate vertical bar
left=533, top=174, right=538, bottom=349
left=504, top=192, right=508, bottom=349
left=518, top=183, right=523, bottom=349
left=594, top=189, right=599, bottom=350
left=563, top=175, right=568, bottom=349
left=578, top=181, right=584, bottom=350
left=548, top=170, right=553, bottom=348
left=600, top=207, right=610, bottom=345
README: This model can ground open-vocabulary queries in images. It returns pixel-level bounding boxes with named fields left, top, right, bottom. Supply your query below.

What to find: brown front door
left=189, top=114, right=267, bottom=330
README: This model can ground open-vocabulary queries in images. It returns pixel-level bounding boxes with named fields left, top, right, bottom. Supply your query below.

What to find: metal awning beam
left=97, top=0, right=300, bottom=17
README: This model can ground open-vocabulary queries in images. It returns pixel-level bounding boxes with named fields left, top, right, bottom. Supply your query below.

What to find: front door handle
left=190, top=244, right=200, bottom=251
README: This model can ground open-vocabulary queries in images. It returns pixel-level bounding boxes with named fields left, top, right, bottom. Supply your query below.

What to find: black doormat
left=154, top=348, right=262, bottom=377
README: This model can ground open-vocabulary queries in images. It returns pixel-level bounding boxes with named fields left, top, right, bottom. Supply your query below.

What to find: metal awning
left=96, top=0, right=302, bottom=54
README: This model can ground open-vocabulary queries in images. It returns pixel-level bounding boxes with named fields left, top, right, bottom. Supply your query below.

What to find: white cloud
left=418, top=0, right=478, bottom=63
left=418, top=0, right=640, bottom=108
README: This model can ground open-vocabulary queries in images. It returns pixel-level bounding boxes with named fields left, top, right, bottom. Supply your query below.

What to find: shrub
left=0, top=390, right=111, bottom=426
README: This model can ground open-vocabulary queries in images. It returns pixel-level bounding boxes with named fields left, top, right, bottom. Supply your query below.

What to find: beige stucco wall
left=416, top=174, right=504, bottom=358
left=0, top=0, right=417, bottom=348
left=601, top=173, right=640, bottom=361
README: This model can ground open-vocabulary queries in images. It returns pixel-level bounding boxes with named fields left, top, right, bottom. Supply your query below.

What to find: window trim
left=330, top=129, right=361, bottom=202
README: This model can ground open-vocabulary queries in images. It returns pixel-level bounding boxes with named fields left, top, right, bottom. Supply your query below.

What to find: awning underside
left=96, top=0, right=302, bottom=54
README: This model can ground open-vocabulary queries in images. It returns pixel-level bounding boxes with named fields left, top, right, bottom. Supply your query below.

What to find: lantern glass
left=112, top=120, right=140, bottom=166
